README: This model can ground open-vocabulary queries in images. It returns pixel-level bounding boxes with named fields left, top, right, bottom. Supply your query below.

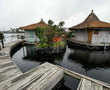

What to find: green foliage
left=48, top=20, right=54, bottom=26
left=67, top=31, right=75, bottom=38
left=35, top=20, right=66, bottom=48
left=37, top=43, right=48, bottom=48
left=52, top=41, right=65, bottom=48
left=58, top=21, right=65, bottom=28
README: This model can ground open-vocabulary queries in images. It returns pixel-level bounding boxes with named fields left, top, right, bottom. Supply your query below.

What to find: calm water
left=4, top=33, right=18, bottom=44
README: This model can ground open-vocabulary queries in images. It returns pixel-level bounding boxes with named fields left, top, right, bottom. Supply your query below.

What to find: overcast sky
left=0, top=0, right=110, bottom=30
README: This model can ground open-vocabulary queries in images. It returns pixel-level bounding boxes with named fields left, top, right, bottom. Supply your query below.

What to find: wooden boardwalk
left=0, top=62, right=63, bottom=90
left=0, top=40, right=110, bottom=90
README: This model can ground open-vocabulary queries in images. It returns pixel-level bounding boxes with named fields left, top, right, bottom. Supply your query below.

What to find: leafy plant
left=35, top=20, right=66, bottom=48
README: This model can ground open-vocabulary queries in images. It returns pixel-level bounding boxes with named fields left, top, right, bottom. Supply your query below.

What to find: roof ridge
left=84, top=10, right=100, bottom=23
left=69, top=10, right=110, bottom=30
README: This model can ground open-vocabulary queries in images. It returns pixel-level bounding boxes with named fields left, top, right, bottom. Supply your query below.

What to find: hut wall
left=74, top=30, right=88, bottom=42
left=92, top=31, right=110, bottom=44
left=24, top=30, right=39, bottom=42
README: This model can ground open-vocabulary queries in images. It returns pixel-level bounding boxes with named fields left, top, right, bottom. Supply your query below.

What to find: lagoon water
left=5, top=33, right=110, bottom=90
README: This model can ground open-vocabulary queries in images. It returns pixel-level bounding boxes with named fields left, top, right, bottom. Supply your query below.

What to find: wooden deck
left=0, top=41, right=64, bottom=90
left=0, top=40, right=110, bottom=90
left=0, top=62, right=63, bottom=90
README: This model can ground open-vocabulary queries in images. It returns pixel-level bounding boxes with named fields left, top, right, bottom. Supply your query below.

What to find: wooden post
left=88, top=30, right=92, bottom=43
left=23, top=47, right=25, bottom=57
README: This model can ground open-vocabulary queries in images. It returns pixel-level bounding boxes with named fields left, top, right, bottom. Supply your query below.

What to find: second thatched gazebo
left=69, top=10, right=110, bottom=50
left=19, top=19, right=48, bottom=43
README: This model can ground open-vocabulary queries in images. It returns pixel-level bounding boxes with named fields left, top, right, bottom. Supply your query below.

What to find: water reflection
left=4, top=33, right=18, bottom=44
left=67, top=47, right=110, bottom=84
left=22, top=45, right=65, bottom=64
left=69, top=48, right=110, bottom=70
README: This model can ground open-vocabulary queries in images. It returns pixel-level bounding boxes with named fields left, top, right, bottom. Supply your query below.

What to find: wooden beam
left=88, top=30, right=92, bottom=43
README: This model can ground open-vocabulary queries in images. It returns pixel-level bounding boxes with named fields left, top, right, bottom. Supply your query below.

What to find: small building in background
left=69, top=10, right=110, bottom=47
left=19, top=19, right=48, bottom=43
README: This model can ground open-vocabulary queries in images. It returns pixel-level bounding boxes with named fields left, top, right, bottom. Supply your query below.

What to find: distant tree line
left=0, top=28, right=24, bottom=33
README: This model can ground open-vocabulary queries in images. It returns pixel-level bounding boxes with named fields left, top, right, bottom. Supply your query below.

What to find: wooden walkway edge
left=57, top=65, right=110, bottom=90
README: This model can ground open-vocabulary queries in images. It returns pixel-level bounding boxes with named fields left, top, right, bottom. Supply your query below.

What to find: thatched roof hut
left=69, top=10, right=110, bottom=47
left=70, top=10, right=110, bottom=30
left=19, top=19, right=48, bottom=30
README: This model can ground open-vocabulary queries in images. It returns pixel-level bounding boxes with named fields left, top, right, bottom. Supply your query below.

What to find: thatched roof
left=19, top=19, right=48, bottom=30
left=69, top=10, right=110, bottom=30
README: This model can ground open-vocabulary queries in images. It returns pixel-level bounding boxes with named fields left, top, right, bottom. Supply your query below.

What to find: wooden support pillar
left=88, top=30, right=92, bottom=43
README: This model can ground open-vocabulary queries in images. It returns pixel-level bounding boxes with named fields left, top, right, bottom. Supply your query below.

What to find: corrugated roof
left=19, top=19, right=48, bottom=30
left=69, top=10, right=110, bottom=30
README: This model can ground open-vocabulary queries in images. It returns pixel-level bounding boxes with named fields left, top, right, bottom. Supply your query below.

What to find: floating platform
left=67, top=39, right=110, bottom=51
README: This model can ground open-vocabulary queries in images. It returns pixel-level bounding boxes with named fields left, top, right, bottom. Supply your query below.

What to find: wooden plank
left=0, top=67, right=22, bottom=83
left=79, top=78, right=92, bottom=90
left=103, top=87, right=110, bottom=90
left=0, top=61, right=13, bottom=66
left=77, top=78, right=83, bottom=90
left=88, top=30, right=93, bottom=43
left=0, top=61, right=14, bottom=69
left=92, top=82, right=103, bottom=90
left=0, top=56, right=10, bottom=59
left=0, top=65, right=17, bottom=73
left=27, top=67, right=63, bottom=90
left=78, top=79, right=104, bottom=90
left=0, top=59, right=11, bottom=63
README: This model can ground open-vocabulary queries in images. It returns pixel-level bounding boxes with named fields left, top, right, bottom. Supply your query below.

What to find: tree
left=35, top=20, right=66, bottom=48
left=48, top=20, right=54, bottom=26
left=58, top=21, right=65, bottom=28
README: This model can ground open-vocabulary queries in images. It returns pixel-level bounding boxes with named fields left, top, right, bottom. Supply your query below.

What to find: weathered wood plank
left=0, top=61, right=14, bottom=69
left=79, top=79, right=92, bottom=90
left=0, top=56, right=10, bottom=59
left=0, top=68, right=22, bottom=83
left=0, top=65, right=17, bottom=73
left=92, top=82, right=103, bottom=90
left=103, top=87, right=110, bottom=90
left=0, top=61, right=13, bottom=66
left=27, top=67, right=63, bottom=90
left=77, top=78, right=83, bottom=90
left=0, top=59, right=11, bottom=63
